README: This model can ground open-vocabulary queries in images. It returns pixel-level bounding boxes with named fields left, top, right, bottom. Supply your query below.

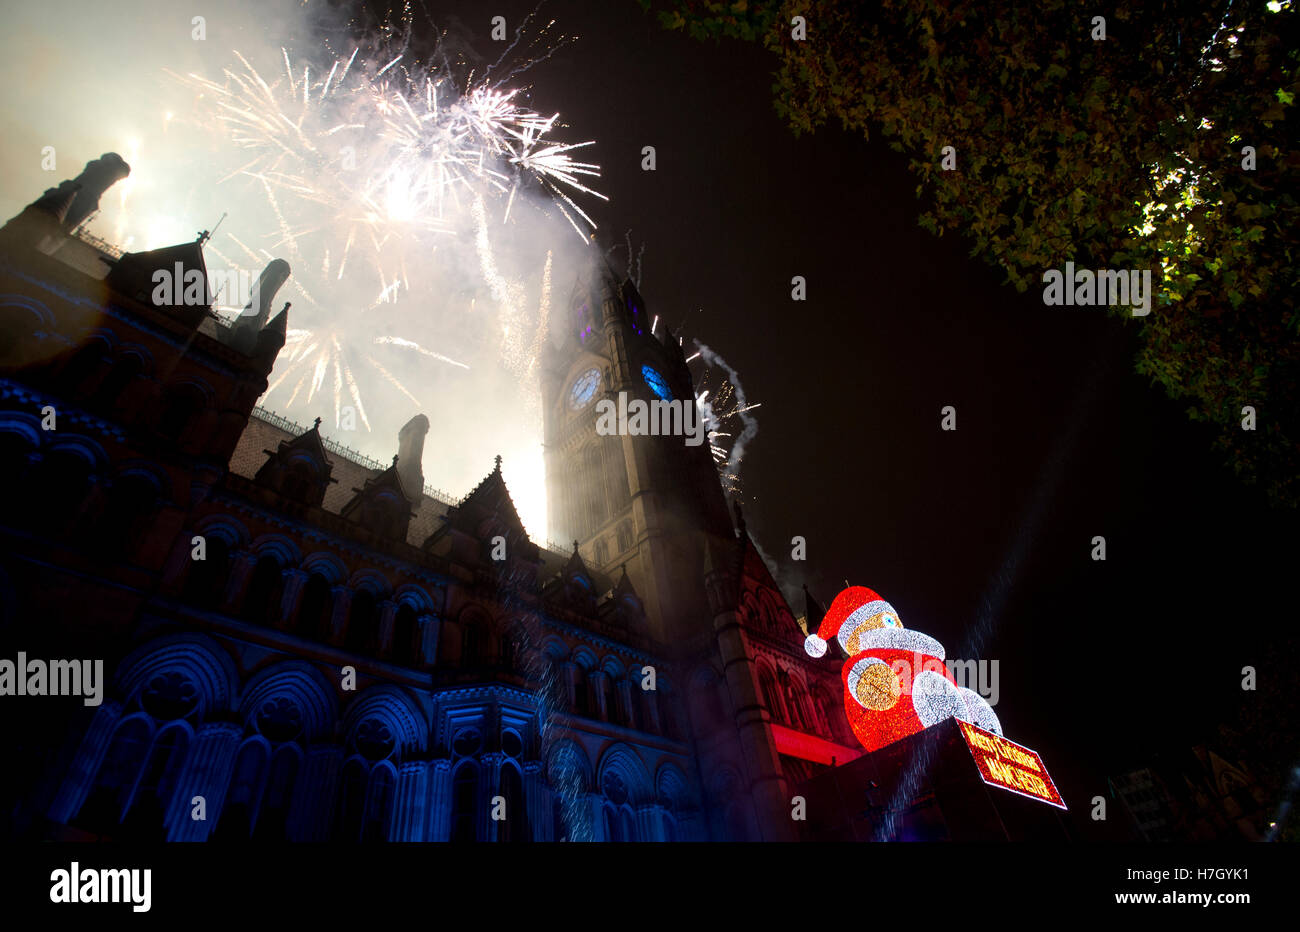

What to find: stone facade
left=0, top=156, right=855, bottom=842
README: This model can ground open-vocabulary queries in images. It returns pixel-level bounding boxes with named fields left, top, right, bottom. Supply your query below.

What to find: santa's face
left=838, top=600, right=904, bottom=654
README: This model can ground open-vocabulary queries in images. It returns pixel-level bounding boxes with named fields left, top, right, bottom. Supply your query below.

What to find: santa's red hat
left=804, top=585, right=901, bottom=657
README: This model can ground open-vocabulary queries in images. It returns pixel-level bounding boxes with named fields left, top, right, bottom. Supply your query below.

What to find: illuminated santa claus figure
left=803, top=586, right=1002, bottom=752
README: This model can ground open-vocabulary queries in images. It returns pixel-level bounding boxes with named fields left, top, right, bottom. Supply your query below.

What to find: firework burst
left=164, top=9, right=605, bottom=427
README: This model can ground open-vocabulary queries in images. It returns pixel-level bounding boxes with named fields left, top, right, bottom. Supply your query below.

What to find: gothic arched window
left=252, top=745, right=300, bottom=841
left=497, top=764, right=530, bottom=842
left=158, top=383, right=205, bottom=445
left=345, top=589, right=380, bottom=654
left=98, top=472, right=159, bottom=555
left=280, top=458, right=317, bottom=505
left=216, top=740, right=269, bottom=841
left=759, top=667, right=786, bottom=725
left=392, top=603, right=419, bottom=665
left=91, top=354, right=142, bottom=414
left=298, top=573, right=333, bottom=641
left=58, top=341, right=107, bottom=396
left=184, top=535, right=230, bottom=610
left=74, top=718, right=152, bottom=836
left=657, top=690, right=681, bottom=741
left=572, top=666, right=590, bottom=717
left=451, top=763, right=479, bottom=842
left=241, top=556, right=283, bottom=625
left=361, top=765, right=395, bottom=843
left=461, top=613, right=492, bottom=668
left=117, top=724, right=189, bottom=842
left=34, top=447, right=93, bottom=532
left=781, top=670, right=809, bottom=731
left=333, top=759, right=368, bottom=841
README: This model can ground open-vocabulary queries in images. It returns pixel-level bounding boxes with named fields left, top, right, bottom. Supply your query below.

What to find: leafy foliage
left=643, top=0, right=1300, bottom=506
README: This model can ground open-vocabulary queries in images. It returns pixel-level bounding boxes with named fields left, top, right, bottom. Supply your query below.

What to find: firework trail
left=689, top=340, right=762, bottom=494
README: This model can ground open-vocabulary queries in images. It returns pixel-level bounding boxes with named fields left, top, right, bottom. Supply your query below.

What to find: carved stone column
left=565, top=662, right=580, bottom=713
left=160, top=531, right=196, bottom=594
left=589, top=670, right=610, bottom=722
left=427, top=758, right=453, bottom=841
left=392, top=759, right=431, bottom=841
left=641, top=681, right=662, bottom=734
left=616, top=679, right=635, bottom=728
left=417, top=613, right=440, bottom=667
left=278, top=569, right=309, bottom=631
left=222, top=551, right=257, bottom=613
left=636, top=803, right=665, bottom=842
left=523, top=760, right=548, bottom=842
left=587, top=792, right=607, bottom=842
left=328, top=586, right=353, bottom=646
left=290, top=744, right=344, bottom=842
left=377, top=599, right=398, bottom=656
left=479, top=752, right=505, bottom=842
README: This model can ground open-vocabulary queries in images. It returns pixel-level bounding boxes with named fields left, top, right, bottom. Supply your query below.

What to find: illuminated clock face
left=642, top=365, right=672, bottom=401
left=568, top=368, right=601, bottom=409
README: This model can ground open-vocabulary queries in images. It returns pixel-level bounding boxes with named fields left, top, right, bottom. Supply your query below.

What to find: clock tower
left=541, top=262, right=733, bottom=644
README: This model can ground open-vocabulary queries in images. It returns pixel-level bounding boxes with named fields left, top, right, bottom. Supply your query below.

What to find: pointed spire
left=265, top=302, right=290, bottom=335
left=613, top=562, right=637, bottom=599
left=564, top=540, right=586, bottom=574
left=802, top=583, right=826, bottom=630
left=252, top=302, right=289, bottom=369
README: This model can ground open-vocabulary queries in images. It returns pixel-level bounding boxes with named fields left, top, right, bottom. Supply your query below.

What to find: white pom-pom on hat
left=804, top=633, right=827, bottom=657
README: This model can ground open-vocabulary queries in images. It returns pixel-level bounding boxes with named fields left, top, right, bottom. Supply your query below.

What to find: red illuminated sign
left=957, top=720, right=1067, bottom=810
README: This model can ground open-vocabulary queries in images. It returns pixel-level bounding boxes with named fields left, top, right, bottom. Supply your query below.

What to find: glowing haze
left=0, top=0, right=608, bottom=540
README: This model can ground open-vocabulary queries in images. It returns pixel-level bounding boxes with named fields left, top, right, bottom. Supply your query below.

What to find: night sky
left=362, top=0, right=1295, bottom=834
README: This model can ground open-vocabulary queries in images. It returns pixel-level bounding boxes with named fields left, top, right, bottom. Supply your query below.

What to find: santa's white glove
left=804, top=634, right=827, bottom=658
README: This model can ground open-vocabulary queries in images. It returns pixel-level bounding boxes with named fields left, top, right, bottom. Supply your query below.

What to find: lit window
left=641, top=365, right=671, bottom=401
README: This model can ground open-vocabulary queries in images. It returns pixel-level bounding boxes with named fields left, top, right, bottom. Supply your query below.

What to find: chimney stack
left=0, top=181, right=81, bottom=251
left=231, top=258, right=291, bottom=352
left=396, top=414, right=429, bottom=501
left=63, top=153, right=131, bottom=231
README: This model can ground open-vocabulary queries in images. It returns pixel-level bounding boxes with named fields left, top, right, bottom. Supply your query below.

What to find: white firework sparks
left=164, top=12, right=605, bottom=426
left=689, top=340, right=761, bottom=494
